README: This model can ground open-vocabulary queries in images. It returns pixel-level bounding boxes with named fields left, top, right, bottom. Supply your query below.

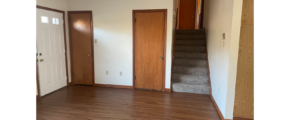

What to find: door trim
left=34, top=52, right=40, bottom=99
left=132, top=9, right=167, bottom=91
left=67, top=11, right=95, bottom=85
left=36, top=5, right=70, bottom=97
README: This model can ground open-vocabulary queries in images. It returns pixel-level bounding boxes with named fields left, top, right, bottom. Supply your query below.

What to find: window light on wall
left=41, top=16, right=49, bottom=23
left=52, top=18, right=59, bottom=24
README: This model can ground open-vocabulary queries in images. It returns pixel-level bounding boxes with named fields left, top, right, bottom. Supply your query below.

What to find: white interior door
left=36, top=8, right=67, bottom=96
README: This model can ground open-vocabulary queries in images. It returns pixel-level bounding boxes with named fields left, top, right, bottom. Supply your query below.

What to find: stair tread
left=172, top=82, right=210, bottom=94
left=175, top=51, right=206, bottom=53
left=174, top=65, right=207, bottom=68
left=173, top=59, right=207, bottom=61
left=178, top=45, right=205, bottom=48
left=172, top=81, right=209, bottom=85
left=176, top=40, right=205, bottom=41
left=172, top=73, right=208, bottom=77
left=177, top=29, right=204, bottom=31
left=177, top=35, right=204, bottom=36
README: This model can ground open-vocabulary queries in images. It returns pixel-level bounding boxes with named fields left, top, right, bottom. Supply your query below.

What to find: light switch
left=94, top=39, right=97, bottom=43
left=222, top=33, right=225, bottom=39
left=120, top=71, right=122, bottom=76
left=106, top=70, right=108, bottom=75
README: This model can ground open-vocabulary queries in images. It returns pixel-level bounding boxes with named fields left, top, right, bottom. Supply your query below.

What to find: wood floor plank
left=37, top=86, right=220, bottom=120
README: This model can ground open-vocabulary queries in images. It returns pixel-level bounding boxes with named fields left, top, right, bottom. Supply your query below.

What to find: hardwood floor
left=37, top=85, right=220, bottom=120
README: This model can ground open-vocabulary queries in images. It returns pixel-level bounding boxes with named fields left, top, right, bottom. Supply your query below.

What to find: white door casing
left=36, top=9, right=67, bottom=96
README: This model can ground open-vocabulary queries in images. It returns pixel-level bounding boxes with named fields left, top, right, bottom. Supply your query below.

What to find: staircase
left=172, top=29, right=210, bottom=94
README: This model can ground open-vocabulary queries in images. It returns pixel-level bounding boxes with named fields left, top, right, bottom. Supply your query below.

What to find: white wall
left=36, top=0, right=72, bottom=84
left=67, top=0, right=174, bottom=88
left=203, top=0, right=242, bottom=119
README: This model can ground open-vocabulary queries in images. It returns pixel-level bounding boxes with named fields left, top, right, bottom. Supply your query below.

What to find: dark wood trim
left=164, top=88, right=171, bottom=92
left=203, top=27, right=212, bottom=95
left=177, top=0, right=181, bottom=29
left=132, top=9, right=167, bottom=91
left=67, top=11, right=95, bottom=86
left=233, top=117, right=253, bottom=120
left=36, top=60, right=40, bottom=99
left=199, top=0, right=205, bottom=29
left=172, top=8, right=178, bottom=59
left=36, top=5, right=70, bottom=97
left=36, top=95, right=40, bottom=99
left=94, top=84, right=133, bottom=89
left=210, top=95, right=226, bottom=120
left=36, top=5, right=64, bottom=13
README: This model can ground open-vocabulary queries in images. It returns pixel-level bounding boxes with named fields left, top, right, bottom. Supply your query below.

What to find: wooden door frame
left=36, top=5, right=70, bottom=98
left=177, top=0, right=181, bottom=29
left=132, top=9, right=167, bottom=92
left=67, top=11, right=95, bottom=85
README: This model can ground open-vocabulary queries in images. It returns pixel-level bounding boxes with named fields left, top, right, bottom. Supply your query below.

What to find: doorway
left=178, top=0, right=197, bottom=29
left=36, top=6, right=68, bottom=97
left=133, top=9, right=167, bottom=91
left=68, top=11, right=95, bottom=85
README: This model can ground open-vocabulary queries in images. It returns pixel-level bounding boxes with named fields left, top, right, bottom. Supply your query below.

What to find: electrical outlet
left=120, top=71, right=122, bottom=76
left=218, top=87, right=220, bottom=93
left=106, top=70, right=108, bottom=75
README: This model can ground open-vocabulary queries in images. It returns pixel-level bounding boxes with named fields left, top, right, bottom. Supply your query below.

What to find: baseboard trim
left=94, top=84, right=133, bottom=89
left=210, top=94, right=229, bottom=120
left=164, top=88, right=171, bottom=92
left=67, top=82, right=72, bottom=86
left=233, top=117, right=253, bottom=120
left=36, top=95, right=40, bottom=99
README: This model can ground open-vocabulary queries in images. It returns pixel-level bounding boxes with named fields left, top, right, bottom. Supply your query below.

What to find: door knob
left=88, top=54, right=91, bottom=56
left=39, top=59, right=44, bottom=62
left=159, top=57, right=163, bottom=59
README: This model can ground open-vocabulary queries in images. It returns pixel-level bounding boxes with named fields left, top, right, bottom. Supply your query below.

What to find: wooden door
left=233, top=0, right=254, bottom=119
left=37, top=8, right=67, bottom=96
left=179, top=0, right=196, bottom=29
left=133, top=10, right=166, bottom=91
left=68, top=11, right=94, bottom=85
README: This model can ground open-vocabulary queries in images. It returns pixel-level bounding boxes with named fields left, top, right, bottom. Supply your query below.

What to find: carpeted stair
left=172, top=29, right=210, bottom=94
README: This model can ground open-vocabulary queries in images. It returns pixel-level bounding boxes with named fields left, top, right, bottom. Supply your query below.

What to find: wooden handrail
left=172, top=8, right=178, bottom=59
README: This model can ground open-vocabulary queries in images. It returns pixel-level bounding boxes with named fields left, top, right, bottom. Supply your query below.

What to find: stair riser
left=176, top=40, right=206, bottom=46
left=175, top=47, right=206, bottom=53
left=172, top=74, right=208, bottom=83
left=173, top=67, right=208, bottom=75
left=172, top=83, right=210, bottom=94
left=176, top=30, right=205, bottom=35
left=174, top=53, right=207, bottom=60
left=176, top=35, right=205, bottom=40
left=173, top=60, right=207, bottom=67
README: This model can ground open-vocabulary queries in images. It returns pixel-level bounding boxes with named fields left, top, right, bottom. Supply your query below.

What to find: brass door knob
left=159, top=57, right=163, bottom=59
left=88, top=54, right=91, bottom=56
left=39, top=59, right=44, bottom=62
